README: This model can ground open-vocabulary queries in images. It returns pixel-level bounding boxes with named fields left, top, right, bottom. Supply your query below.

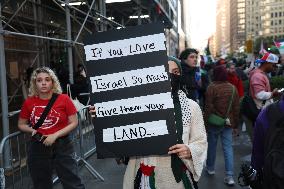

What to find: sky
left=187, top=0, right=217, bottom=52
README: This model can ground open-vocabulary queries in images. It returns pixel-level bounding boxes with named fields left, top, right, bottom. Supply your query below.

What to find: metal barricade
left=0, top=106, right=103, bottom=189
left=0, top=110, right=32, bottom=189
left=0, top=131, right=31, bottom=189
left=73, top=106, right=104, bottom=181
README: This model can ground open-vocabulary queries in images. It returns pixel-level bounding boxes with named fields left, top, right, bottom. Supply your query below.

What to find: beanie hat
left=216, top=59, right=226, bottom=66
left=168, top=56, right=182, bottom=74
left=261, top=52, right=279, bottom=64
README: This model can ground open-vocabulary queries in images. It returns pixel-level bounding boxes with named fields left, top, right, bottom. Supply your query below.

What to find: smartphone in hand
left=278, top=88, right=284, bottom=93
left=32, top=132, right=46, bottom=142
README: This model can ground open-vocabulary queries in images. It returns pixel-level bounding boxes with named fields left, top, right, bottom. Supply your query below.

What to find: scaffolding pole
left=65, top=0, right=74, bottom=84
left=1, top=30, right=84, bottom=45
left=99, top=0, right=106, bottom=31
left=33, top=0, right=40, bottom=66
left=0, top=3, right=11, bottom=169
left=57, top=0, right=124, bottom=28
left=74, top=0, right=96, bottom=44
left=52, top=0, right=92, bottom=34
left=3, top=0, right=28, bottom=29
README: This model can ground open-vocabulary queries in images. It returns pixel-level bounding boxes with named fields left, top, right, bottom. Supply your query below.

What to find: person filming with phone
left=18, top=67, right=85, bottom=189
left=250, top=53, right=281, bottom=109
left=243, top=53, right=282, bottom=139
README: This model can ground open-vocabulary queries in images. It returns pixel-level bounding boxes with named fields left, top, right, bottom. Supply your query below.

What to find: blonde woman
left=18, top=67, right=85, bottom=189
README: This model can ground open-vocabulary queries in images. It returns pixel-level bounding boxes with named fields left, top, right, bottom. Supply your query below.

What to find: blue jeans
left=206, top=126, right=234, bottom=176
left=27, top=136, right=85, bottom=189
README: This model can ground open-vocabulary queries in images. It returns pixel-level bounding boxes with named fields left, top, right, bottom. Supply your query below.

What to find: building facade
left=230, top=0, right=246, bottom=53
left=209, top=34, right=217, bottom=57
left=215, top=0, right=230, bottom=56
left=246, top=0, right=284, bottom=41
left=215, top=0, right=246, bottom=55
left=178, top=0, right=190, bottom=55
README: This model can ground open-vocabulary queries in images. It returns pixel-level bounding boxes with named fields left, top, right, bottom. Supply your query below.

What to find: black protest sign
left=84, top=23, right=177, bottom=158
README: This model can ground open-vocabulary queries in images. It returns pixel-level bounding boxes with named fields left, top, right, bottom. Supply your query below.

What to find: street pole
left=33, top=0, right=40, bottom=66
left=0, top=3, right=11, bottom=168
left=65, top=0, right=74, bottom=84
left=99, top=0, right=106, bottom=31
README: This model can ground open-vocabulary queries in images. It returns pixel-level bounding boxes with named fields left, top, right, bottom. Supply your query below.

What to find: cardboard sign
left=84, top=23, right=177, bottom=158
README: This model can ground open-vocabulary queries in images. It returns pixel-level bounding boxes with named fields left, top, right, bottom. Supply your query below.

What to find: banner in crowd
left=274, top=39, right=284, bottom=55
left=84, top=23, right=177, bottom=158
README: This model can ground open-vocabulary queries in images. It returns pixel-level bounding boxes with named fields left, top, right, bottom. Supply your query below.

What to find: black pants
left=27, top=136, right=85, bottom=189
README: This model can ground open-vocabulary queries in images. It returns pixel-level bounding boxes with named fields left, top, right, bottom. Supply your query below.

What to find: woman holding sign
left=121, top=57, right=207, bottom=189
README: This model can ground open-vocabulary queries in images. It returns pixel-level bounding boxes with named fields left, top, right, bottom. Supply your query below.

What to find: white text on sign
left=95, top=92, right=173, bottom=117
left=103, top=120, right=168, bottom=142
left=84, top=33, right=166, bottom=61
left=90, top=66, right=168, bottom=93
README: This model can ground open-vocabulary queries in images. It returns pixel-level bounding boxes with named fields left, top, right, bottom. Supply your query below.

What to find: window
left=271, top=13, right=274, bottom=18
left=275, top=12, right=278, bottom=17
left=280, top=12, right=282, bottom=17
left=279, top=20, right=282, bottom=24
left=271, top=20, right=274, bottom=25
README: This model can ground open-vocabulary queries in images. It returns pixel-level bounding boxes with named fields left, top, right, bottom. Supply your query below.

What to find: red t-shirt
left=19, top=94, right=77, bottom=135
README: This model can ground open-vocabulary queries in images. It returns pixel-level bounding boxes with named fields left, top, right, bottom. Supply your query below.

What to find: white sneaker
left=205, top=167, right=215, bottom=175
left=224, top=176, right=235, bottom=186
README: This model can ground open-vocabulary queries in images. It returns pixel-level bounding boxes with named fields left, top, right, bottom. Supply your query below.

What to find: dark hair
left=216, top=59, right=226, bottom=66
left=213, top=65, right=228, bottom=81
left=179, top=48, right=199, bottom=60
left=226, top=62, right=235, bottom=69
left=77, top=64, right=85, bottom=71
left=236, top=59, right=246, bottom=67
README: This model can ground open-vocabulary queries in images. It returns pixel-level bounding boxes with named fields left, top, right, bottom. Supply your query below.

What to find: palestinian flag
left=274, top=39, right=284, bottom=55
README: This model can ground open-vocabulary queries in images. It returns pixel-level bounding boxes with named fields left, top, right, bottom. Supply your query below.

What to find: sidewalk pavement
left=54, top=131, right=252, bottom=189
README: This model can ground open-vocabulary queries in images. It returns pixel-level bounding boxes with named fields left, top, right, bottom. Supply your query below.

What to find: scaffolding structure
left=0, top=0, right=179, bottom=139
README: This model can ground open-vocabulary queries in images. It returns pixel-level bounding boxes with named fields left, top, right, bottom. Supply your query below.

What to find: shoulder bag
left=31, top=93, right=58, bottom=142
left=208, top=85, right=235, bottom=127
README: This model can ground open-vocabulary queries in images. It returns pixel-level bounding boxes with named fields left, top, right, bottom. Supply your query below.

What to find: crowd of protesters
left=18, top=46, right=284, bottom=189
left=176, top=48, right=284, bottom=188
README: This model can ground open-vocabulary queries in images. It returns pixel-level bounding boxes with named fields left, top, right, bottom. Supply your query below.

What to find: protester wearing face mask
left=121, top=57, right=207, bottom=189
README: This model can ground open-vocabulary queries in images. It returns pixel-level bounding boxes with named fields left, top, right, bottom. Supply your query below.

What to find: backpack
left=241, top=76, right=259, bottom=122
left=241, top=94, right=260, bottom=122
left=241, top=73, right=266, bottom=122
left=263, top=101, right=284, bottom=189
